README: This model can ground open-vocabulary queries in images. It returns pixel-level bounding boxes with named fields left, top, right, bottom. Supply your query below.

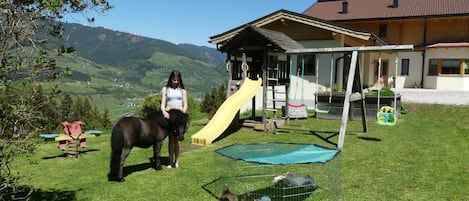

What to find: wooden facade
left=303, top=0, right=469, bottom=90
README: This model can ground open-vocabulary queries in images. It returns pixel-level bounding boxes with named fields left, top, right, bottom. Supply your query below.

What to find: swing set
left=287, top=45, right=413, bottom=149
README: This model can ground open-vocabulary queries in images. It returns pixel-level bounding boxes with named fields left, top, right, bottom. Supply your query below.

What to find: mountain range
left=55, top=23, right=227, bottom=101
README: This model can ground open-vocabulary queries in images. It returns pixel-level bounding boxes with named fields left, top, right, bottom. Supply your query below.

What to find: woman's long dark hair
left=165, top=70, right=185, bottom=89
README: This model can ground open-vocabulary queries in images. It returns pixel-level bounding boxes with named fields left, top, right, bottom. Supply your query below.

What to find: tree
left=101, top=107, right=112, bottom=129
left=39, top=85, right=62, bottom=131
left=60, top=94, right=74, bottom=121
left=72, top=96, right=84, bottom=120
left=200, top=83, right=227, bottom=119
left=0, top=0, right=112, bottom=199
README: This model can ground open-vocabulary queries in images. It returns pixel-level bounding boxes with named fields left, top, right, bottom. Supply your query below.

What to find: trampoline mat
left=215, top=143, right=339, bottom=165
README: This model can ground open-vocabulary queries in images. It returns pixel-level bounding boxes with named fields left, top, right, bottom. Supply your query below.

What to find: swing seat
left=376, top=106, right=397, bottom=126
left=288, top=102, right=305, bottom=107
left=314, top=108, right=330, bottom=114
left=287, top=102, right=308, bottom=118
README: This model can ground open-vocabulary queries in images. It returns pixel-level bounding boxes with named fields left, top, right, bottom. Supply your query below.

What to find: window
left=401, top=59, right=409, bottom=76
left=379, top=24, right=387, bottom=38
left=297, top=55, right=316, bottom=75
left=428, top=58, right=469, bottom=75
left=441, top=60, right=460, bottom=74
left=429, top=59, right=439, bottom=76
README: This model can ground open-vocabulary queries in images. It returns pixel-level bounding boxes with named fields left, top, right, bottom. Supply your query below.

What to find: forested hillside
left=40, top=23, right=227, bottom=118
left=54, top=23, right=226, bottom=98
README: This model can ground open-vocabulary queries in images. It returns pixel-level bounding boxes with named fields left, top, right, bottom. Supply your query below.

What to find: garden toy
left=376, top=53, right=399, bottom=126
left=376, top=106, right=397, bottom=126
left=55, top=121, right=95, bottom=157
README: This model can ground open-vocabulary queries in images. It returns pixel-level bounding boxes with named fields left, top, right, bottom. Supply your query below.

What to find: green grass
left=11, top=103, right=469, bottom=200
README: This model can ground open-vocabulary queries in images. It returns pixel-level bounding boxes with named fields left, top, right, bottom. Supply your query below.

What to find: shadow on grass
left=122, top=156, right=170, bottom=178
left=357, top=136, right=382, bottom=141
left=1, top=182, right=76, bottom=201
left=41, top=149, right=100, bottom=159
left=309, top=131, right=338, bottom=147
left=212, top=114, right=244, bottom=143
left=30, top=189, right=76, bottom=201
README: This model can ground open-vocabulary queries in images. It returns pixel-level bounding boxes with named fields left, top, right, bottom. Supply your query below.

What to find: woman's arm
left=161, top=87, right=169, bottom=118
left=182, top=89, right=188, bottom=113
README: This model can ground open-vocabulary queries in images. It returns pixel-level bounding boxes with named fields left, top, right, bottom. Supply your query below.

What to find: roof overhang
left=286, top=45, right=414, bottom=54
left=426, top=42, right=469, bottom=48
left=210, top=9, right=373, bottom=46
left=218, top=25, right=304, bottom=53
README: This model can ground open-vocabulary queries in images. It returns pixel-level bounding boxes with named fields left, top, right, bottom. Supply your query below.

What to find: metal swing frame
left=287, top=45, right=413, bottom=149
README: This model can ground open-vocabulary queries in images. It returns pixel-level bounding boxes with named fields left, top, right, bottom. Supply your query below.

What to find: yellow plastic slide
left=191, top=78, right=262, bottom=146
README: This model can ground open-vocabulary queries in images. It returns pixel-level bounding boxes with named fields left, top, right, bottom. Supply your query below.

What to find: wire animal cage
left=203, top=143, right=341, bottom=201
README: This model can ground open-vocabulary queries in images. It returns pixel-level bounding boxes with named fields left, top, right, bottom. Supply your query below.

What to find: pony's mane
left=144, top=110, right=188, bottom=128
left=145, top=111, right=168, bottom=128
left=167, top=110, right=188, bottom=126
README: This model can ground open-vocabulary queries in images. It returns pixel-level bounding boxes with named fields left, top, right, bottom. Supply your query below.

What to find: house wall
left=426, top=18, right=469, bottom=44
left=342, top=17, right=469, bottom=45
left=362, top=51, right=423, bottom=89
left=292, top=40, right=342, bottom=105
left=343, top=19, right=426, bottom=45
left=340, top=16, right=469, bottom=91
left=400, top=51, right=424, bottom=88
left=424, top=47, right=469, bottom=91
left=241, top=39, right=346, bottom=112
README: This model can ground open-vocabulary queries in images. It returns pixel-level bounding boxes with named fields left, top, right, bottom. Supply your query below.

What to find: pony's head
left=167, top=110, right=188, bottom=141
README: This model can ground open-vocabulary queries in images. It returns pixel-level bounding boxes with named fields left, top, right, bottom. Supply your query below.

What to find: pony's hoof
left=155, top=165, right=163, bottom=170
left=108, top=177, right=124, bottom=182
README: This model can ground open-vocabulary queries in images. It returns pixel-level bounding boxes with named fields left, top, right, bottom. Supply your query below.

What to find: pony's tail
left=108, top=122, right=124, bottom=181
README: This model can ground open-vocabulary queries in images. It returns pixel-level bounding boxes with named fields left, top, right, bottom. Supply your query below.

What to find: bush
left=367, top=87, right=395, bottom=96
left=138, top=94, right=163, bottom=118
left=138, top=94, right=198, bottom=124
left=200, top=83, right=226, bottom=119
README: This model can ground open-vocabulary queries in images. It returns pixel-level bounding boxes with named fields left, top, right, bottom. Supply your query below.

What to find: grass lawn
left=11, top=103, right=469, bottom=200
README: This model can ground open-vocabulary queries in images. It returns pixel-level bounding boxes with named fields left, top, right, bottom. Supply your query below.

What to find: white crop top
left=162, top=87, right=183, bottom=107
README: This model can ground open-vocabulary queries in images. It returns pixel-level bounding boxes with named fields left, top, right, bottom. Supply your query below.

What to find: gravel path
left=397, top=89, right=469, bottom=105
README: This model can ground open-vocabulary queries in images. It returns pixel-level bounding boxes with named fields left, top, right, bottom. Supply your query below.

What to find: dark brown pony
left=108, top=110, right=188, bottom=182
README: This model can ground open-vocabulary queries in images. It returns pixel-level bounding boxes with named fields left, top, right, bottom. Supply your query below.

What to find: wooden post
left=338, top=51, right=358, bottom=150
left=226, top=59, right=232, bottom=98
left=354, top=53, right=368, bottom=133
left=262, top=57, right=268, bottom=126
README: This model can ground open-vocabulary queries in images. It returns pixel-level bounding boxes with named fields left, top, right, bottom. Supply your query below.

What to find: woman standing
left=160, top=70, right=188, bottom=168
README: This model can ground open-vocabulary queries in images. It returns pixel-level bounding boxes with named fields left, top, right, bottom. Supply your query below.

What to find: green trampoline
left=215, top=142, right=339, bottom=165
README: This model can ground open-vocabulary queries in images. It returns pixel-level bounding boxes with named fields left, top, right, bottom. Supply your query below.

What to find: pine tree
left=200, top=83, right=226, bottom=119
left=60, top=95, right=74, bottom=121
left=102, top=107, right=112, bottom=129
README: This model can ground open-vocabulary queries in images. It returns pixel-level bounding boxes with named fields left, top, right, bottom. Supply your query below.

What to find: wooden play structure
left=221, top=32, right=413, bottom=149
left=208, top=24, right=413, bottom=149
left=55, top=121, right=95, bottom=157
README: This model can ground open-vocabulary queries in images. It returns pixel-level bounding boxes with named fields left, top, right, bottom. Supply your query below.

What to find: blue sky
left=65, top=0, right=316, bottom=47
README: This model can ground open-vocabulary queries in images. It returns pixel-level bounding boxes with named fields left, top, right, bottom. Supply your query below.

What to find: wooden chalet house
left=305, top=0, right=469, bottom=91
left=209, top=0, right=469, bottom=113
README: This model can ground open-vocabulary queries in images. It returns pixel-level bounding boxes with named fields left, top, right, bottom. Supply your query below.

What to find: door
left=374, top=59, right=389, bottom=87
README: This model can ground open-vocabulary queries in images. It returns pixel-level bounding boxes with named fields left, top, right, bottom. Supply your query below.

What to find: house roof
left=303, top=0, right=469, bottom=21
left=210, top=9, right=373, bottom=45
left=218, top=25, right=304, bottom=53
